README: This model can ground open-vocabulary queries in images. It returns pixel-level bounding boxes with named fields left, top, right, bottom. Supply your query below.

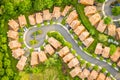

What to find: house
left=102, top=47, right=110, bottom=58
left=52, top=7, right=61, bottom=19
left=83, top=37, right=94, bottom=47
left=97, top=73, right=106, bottom=80
left=117, top=60, right=120, bottom=67
left=44, top=44, right=55, bottom=55
left=110, top=47, right=120, bottom=62
left=48, top=37, right=61, bottom=49
left=97, top=20, right=107, bottom=33
left=74, top=25, right=85, bottom=36
left=38, top=51, right=47, bottom=62
left=79, top=30, right=90, bottom=41
left=66, top=10, right=78, bottom=24
left=78, top=68, right=90, bottom=79
left=70, top=20, right=81, bottom=30
left=106, top=77, right=111, bottom=80
left=68, top=58, right=79, bottom=68
left=28, top=14, right=36, bottom=25
left=12, top=48, right=25, bottom=59
left=58, top=46, right=70, bottom=57
left=108, top=24, right=116, bottom=36
left=18, top=15, right=27, bottom=27
left=84, top=6, right=97, bottom=16
left=80, top=0, right=94, bottom=5
left=70, top=67, right=82, bottom=78
left=88, top=70, right=98, bottom=80
left=35, top=13, right=43, bottom=24
left=30, top=52, right=39, bottom=66
left=43, top=10, right=51, bottom=21
left=63, top=53, right=74, bottom=63
left=16, top=56, right=27, bottom=71
left=8, top=19, right=19, bottom=31
left=116, top=28, right=120, bottom=40
left=89, top=13, right=101, bottom=26
left=94, top=43, right=103, bottom=55
left=61, top=6, right=72, bottom=16
left=8, top=40, right=21, bottom=49
left=7, top=30, right=18, bottom=40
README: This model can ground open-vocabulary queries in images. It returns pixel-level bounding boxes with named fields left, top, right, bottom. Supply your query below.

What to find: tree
left=6, top=68, right=14, bottom=77
left=18, top=0, right=32, bottom=14
left=44, top=58, right=57, bottom=67
left=53, top=0, right=63, bottom=6
left=1, top=75, right=9, bottom=80
left=0, top=68, right=4, bottom=76
left=4, top=2, right=16, bottom=16
left=44, top=0, right=53, bottom=9
left=0, top=61, right=3, bottom=68
left=104, top=17, right=112, bottom=24
left=1, top=36, right=7, bottom=43
left=34, top=0, right=44, bottom=11
left=14, top=74, right=21, bottom=80
left=112, top=6, right=120, bottom=16
left=0, top=52, right=4, bottom=61
left=1, top=44, right=7, bottom=52
left=96, top=0, right=105, bottom=3
left=4, top=58, right=11, bottom=68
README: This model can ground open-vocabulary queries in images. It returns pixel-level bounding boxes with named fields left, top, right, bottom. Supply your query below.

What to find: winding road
left=24, top=22, right=120, bottom=79
left=103, top=0, right=120, bottom=22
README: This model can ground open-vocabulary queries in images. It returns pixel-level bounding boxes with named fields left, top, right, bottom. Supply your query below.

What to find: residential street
left=24, top=23, right=120, bottom=79
left=104, top=0, right=120, bottom=21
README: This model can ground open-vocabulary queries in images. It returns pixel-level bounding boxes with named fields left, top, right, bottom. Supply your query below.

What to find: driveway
left=24, top=23, right=120, bottom=79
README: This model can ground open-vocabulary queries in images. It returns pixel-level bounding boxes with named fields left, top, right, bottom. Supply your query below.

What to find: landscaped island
left=0, top=0, right=120, bottom=80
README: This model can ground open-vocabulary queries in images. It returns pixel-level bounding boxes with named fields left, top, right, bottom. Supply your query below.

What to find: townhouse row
left=79, top=0, right=120, bottom=40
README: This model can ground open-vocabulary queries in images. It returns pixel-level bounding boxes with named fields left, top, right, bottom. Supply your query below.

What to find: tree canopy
left=104, top=17, right=112, bottom=24
left=112, top=6, right=120, bottom=16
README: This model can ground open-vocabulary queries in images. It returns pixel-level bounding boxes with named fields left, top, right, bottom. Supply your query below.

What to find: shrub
left=112, top=63, right=117, bottom=68
left=44, top=39, right=48, bottom=44
left=93, top=65, right=99, bottom=71
left=69, top=29, right=73, bottom=34
left=77, top=41, right=82, bottom=46
left=98, top=34, right=108, bottom=43
left=71, top=49, right=76, bottom=55
left=106, top=72, right=111, bottom=77
left=74, top=35, right=79, bottom=40
left=99, top=56, right=104, bottom=61
left=96, top=0, right=105, bottom=3
left=86, top=62, right=91, bottom=68
left=104, top=17, right=112, bottom=25
left=63, top=42, right=72, bottom=49
left=101, top=68, right=107, bottom=73
left=40, top=46, right=44, bottom=51
left=110, top=44, right=117, bottom=55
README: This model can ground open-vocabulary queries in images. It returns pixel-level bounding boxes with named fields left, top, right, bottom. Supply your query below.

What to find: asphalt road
left=24, top=23, right=120, bottom=79
left=104, top=0, right=120, bottom=21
